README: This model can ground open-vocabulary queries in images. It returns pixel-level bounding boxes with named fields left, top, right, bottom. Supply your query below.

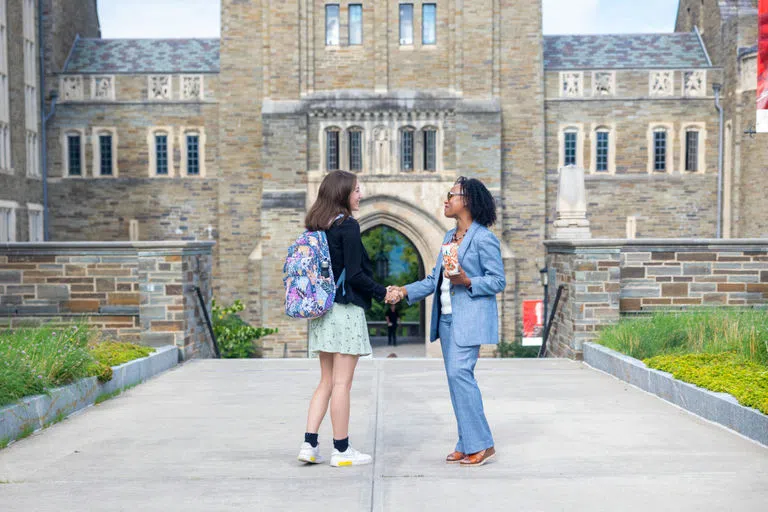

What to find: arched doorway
left=357, top=195, right=450, bottom=357
left=361, top=225, right=425, bottom=355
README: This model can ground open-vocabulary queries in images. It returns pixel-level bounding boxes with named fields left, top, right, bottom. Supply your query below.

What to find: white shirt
left=440, top=273, right=452, bottom=315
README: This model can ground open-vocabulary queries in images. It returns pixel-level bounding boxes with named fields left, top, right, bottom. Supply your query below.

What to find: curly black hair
left=456, top=176, right=497, bottom=227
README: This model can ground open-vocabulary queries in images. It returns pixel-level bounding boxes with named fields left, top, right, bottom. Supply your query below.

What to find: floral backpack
left=283, top=217, right=346, bottom=319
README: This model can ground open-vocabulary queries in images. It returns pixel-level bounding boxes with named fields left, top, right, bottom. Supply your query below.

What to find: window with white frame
left=680, top=123, right=705, bottom=173
left=326, top=128, right=340, bottom=171
left=399, top=4, right=414, bottom=45
left=325, top=4, right=340, bottom=46
left=0, top=0, right=9, bottom=172
left=0, top=199, right=16, bottom=242
left=62, top=129, right=85, bottom=177
left=27, top=203, right=43, bottom=242
left=400, top=127, right=415, bottom=171
left=23, top=0, right=38, bottom=178
left=93, top=128, right=117, bottom=177
left=348, top=128, right=363, bottom=172
left=564, top=131, right=577, bottom=166
left=148, top=127, right=173, bottom=177
left=181, top=128, right=205, bottom=177
left=595, top=129, right=610, bottom=172
left=423, top=127, right=437, bottom=171
left=349, top=4, right=362, bottom=45
left=422, top=4, right=436, bottom=45
left=558, top=124, right=583, bottom=169
left=653, top=128, right=668, bottom=172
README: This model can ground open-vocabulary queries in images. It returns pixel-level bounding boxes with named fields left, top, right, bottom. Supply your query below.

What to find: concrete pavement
left=1, top=358, right=767, bottom=511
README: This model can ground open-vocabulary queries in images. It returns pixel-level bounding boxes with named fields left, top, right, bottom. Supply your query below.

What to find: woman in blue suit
left=392, top=177, right=506, bottom=467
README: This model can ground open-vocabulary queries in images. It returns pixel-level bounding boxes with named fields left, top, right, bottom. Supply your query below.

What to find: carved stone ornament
left=62, top=76, right=83, bottom=101
left=683, top=70, right=705, bottom=97
left=593, top=72, right=614, bottom=96
left=650, top=71, right=674, bottom=96
left=561, top=72, right=583, bottom=97
left=372, top=126, right=390, bottom=173
left=182, top=76, right=202, bottom=100
left=149, top=75, right=172, bottom=100
left=93, top=76, right=113, bottom=100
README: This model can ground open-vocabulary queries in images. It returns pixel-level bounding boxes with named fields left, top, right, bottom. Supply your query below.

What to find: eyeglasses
left=446, top=191, right=465, bottom=201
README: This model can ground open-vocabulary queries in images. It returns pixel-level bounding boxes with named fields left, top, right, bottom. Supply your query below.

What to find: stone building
left=4, top=0, right=766, bottom=357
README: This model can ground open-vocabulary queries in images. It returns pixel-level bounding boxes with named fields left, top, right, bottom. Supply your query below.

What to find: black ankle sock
left=304, top=432, right=318, bottom=448
left=333, top=437, right=349, bottom=452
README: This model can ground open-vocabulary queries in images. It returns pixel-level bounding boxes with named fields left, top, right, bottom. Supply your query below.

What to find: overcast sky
left=96, top=0, right=678, bottom=39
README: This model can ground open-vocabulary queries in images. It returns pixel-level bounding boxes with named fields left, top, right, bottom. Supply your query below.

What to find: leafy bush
left=645, top=352, right=768, bottom=415
left=212, top=299, right=277, bottom=358
left=496, top=341, right=540, bottom=358
left=90, top=341, right=154, bottom=367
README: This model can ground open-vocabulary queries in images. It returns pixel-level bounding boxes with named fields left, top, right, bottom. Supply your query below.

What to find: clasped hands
left=384, top=267, right=471, bottom=305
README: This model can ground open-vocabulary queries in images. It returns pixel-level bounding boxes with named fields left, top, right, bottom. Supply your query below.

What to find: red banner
left=522, top=299, right=544, bottom=346
left=758, top=0, right=768, bottom=130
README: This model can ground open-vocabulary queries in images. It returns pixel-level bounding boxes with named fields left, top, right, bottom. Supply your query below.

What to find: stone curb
left=0, top=345, right=178, bottom=446
left=583, top=342, right=768, bottom=447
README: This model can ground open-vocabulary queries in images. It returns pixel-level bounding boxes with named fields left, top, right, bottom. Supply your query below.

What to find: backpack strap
left=335, top=268, right=346, bottom=296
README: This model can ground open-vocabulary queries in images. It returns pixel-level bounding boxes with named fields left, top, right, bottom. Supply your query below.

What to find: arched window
left=183, top=129, right=205, bottom=176
left=400, top=127, right=415, bottom=171
left=92, top=127, right=117, bottom=177
left=422, top=127, right=437, bottom=171
left=63, top=129, right=85, bottom=177
left=325, top=127, right=341, bottom=171
left=347, top=127, right=363, bottom=172
left=594, top=127, right=610, bottom=173
left=653, top=128, right=667, bottom=172
left=563, top=128, right=578, bottom=166
left=148, top=127, right=173, bottom=177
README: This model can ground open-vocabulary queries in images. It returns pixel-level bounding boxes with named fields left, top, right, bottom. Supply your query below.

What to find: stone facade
left=0, top=241, right=216, bottom=360
left=0, top=1, right=763, bottom=358
left=545, top=239, right=768, bottom=359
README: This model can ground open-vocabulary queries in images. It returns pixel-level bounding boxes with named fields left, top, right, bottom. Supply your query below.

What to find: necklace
left=452, top=227, right=468, bottom=244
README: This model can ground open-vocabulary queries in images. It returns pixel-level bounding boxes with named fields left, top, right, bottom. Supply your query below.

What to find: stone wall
left=0, top=241, right=216, bottom=360
left=545, top=239, right=768, bottom=359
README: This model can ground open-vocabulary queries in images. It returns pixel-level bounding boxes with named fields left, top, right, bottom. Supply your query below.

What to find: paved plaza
left=1, top=358, right=767, bottom=511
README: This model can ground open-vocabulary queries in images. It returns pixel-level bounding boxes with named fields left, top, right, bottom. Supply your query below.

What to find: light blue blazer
left=404, top=222, right=506, bottom=347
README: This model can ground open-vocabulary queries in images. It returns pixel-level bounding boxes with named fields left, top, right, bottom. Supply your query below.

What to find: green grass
left=95, top=381, right=140, bottom=406
left=597, top=309, right=768, bottom=364
left=16, top=425, right=34, bottom=441
left=0, top=437, right=9, bottom=450
left=597, top=309, right=768, bottom=414
left=0, top=324, right=156, bottom=408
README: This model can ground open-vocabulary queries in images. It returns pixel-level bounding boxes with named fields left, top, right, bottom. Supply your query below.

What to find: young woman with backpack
left=297, top=170, right=400, bottom=467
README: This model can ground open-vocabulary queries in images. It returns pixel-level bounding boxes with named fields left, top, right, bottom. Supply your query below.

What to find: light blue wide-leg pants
left=439, top=314, right=494, bottom=454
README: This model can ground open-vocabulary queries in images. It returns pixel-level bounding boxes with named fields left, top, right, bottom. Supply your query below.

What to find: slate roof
left=63, top=38, right=220, bottom=74
left=544, top=33, right=711, bottom=70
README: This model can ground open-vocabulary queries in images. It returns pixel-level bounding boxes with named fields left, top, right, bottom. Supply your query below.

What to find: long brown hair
left=305, top=170, right=357, bottom=231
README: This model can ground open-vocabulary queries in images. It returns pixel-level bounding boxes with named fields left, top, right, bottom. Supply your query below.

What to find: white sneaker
left=330, top=445, right=372, bottom=467
left=297, top=442, right=325, bottom=464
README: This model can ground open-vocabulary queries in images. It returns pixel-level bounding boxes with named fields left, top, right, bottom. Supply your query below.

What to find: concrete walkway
left=1, top=358, right=767, bottom=511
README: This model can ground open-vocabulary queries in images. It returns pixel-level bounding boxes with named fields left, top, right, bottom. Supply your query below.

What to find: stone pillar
left=138, top=242, right=216, bottom=360
left=553, top=166, right=592, bottom=240
left=544, top=241, right=620, bottom=359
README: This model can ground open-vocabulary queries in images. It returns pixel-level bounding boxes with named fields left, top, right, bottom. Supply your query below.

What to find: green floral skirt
left=309, top=302, right=371, bottom=356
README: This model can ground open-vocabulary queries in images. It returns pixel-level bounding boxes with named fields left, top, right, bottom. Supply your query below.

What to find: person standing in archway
left=386, top=303, right=400, bottom=346
left=393, top=176, right=506, bottom=467
left=298, top=170, right=400, bottom=468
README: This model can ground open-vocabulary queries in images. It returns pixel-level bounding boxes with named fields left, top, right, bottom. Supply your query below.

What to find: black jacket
left=326, top=217, right=387, bottom=310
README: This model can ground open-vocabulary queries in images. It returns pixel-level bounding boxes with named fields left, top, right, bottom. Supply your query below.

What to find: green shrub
left=645, top=352, right=768, bottom=415
left=212, top=299, right=277, bottom=358
left=496, top=341, right=540, bottom=358
left=90, top=341, right=154, bottom=367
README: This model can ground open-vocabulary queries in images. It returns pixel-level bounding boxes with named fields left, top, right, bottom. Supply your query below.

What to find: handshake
left=385, top=285, right=406, bottom=304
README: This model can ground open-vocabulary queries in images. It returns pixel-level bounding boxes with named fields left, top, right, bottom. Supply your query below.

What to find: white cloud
left=542, top=0, right=600, bottom=35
